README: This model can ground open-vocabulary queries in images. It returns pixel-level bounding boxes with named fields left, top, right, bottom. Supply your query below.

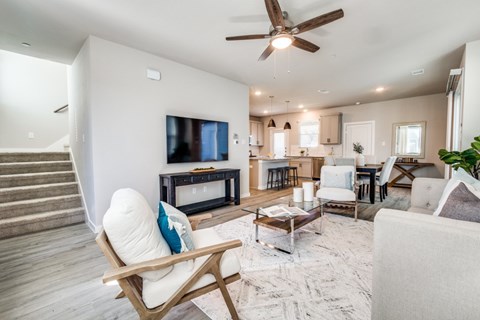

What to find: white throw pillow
left=103, top=189, right=172, bottom=281
left=453, top=168, right=480, bottom=191
left=158, top=201, right=195, bottom=251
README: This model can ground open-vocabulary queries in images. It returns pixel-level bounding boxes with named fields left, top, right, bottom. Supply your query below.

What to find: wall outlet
left=28, top=132, right=35, bottom=139
left=192, top=187, right=196, bottom=194
left=203, top=186, right=207, bottom=192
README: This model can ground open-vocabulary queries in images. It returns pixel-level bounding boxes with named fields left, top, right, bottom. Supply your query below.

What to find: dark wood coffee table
left=242, top=197, right=330, bottom=254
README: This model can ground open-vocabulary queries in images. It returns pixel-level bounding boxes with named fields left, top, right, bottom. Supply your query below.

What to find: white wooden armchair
left=96, top=189, right=242, bottom=320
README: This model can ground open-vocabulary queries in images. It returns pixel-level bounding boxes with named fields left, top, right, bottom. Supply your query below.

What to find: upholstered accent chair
left=316, top=165, right=358, bottom=221
left=96, top=189, right=242, bottom=320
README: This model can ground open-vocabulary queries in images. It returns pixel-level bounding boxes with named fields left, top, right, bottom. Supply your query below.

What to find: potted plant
left=353, top=142, right=365, bottom=166
left=438, top=136, right=480, bottom=179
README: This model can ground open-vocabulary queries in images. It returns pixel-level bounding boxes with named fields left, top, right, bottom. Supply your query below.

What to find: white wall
left=0, top=50, right=68, bottom=149
left=68, top=38, right=97, bottom=230
left=259, top=94, right=447, bottom=179
left=70, top=36, right=249, bottom=228
left=461, top=40, right=480, bottom=148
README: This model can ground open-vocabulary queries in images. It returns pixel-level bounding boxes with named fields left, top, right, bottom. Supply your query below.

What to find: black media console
left=159, top=169, right=240, bottom=215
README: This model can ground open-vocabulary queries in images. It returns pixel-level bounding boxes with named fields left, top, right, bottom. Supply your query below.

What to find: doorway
left=343, top=121, right=375, bottom=159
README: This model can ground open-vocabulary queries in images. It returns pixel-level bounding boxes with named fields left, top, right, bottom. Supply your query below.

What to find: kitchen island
left=249, top=158, right=290, bottom=190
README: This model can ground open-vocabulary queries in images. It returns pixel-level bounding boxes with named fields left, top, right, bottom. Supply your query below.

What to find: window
left=299, top=121, right=319, bottom=148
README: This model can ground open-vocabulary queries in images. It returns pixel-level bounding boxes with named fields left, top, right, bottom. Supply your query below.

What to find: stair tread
left=0, top=208, right=84, bottom=225
left=0, top=194, right=81, bottom=208
left=0, top=182, right=78, bottom=193
left=0, top=171, right=75, bottom=179
left=0, top=161, right=71, bottom=166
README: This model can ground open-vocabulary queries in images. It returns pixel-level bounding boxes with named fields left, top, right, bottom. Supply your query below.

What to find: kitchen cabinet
left=249, top=121, right=264, bottom=146
left=289, top=158, right=312, bottom=178
left=320, top=113, right=342, bottom=145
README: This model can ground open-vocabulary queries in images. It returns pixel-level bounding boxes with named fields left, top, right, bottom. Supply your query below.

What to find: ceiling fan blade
left=292, top=37, right=320, bottom=53
left=293, top=9, right=344, bottom=34
left=264, top=0, right=285, bottom=30
left=226, top=34, right=271, bottom=41
left=258, top=45, right=275, bottom=61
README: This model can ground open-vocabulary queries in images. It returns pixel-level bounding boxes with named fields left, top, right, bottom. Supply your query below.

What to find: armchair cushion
left=103, top=189, right=172, bottom=282
left=142, top=227, right=241, bottom=309
left=157, top=202, right=195, bottom=253
left=317, top=187, right=356, bottom=202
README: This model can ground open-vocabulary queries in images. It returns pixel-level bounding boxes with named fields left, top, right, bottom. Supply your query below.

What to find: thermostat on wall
left=146, top=68, right=161, bottom=81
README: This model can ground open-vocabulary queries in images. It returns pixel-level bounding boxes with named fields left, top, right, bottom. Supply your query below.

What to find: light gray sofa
left=372, top=178, right=480, bottom=320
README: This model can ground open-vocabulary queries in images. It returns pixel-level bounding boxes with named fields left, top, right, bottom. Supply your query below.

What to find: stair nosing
left=0, top=208, right=84, bottom=225
left=0, top=194, right=81, bottom=208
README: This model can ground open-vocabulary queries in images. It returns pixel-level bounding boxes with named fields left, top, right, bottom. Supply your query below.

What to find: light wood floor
left=0, top=185, right=410, bottom=320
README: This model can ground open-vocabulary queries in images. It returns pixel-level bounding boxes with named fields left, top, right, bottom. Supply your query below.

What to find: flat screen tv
left=166, top=115, right=229, bottom=163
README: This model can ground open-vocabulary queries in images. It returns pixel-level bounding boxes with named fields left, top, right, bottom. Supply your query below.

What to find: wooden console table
left=159, top=169, right=240, bottom=214
left=388, top=162, right=434, bottom=188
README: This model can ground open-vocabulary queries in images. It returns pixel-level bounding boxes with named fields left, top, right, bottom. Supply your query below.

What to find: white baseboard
left=241, top=192, right=251, bottom=198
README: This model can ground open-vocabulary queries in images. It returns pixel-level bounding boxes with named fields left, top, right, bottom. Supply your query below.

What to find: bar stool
left=267, top=167, right=284, bottom=190
left=283, top=166, right=299, bottom=187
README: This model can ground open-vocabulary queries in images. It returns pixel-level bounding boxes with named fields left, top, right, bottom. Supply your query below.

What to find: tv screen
left=166, top=115, right=229, bottom=164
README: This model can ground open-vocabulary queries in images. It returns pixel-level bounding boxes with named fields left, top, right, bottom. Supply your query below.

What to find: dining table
left=356, top=164, right=383, bottom=204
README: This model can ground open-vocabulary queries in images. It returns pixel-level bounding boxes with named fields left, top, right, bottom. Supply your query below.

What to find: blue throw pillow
left=157, top=206, right=183, bottom=253
left=157, top=202, right=195, bottom=254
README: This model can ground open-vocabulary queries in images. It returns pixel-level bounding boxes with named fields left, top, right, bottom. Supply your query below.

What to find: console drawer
left=192, top=175, right=209, bottom=183
left=225, top=171, right=238, bottom=179
left=209, top=173, right=225, bottom=181
left=174, top=177, right=192, bottom=186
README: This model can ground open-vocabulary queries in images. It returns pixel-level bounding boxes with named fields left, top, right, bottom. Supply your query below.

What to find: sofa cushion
left=158, top=202, right=195, bottom=252
left=142, top=227, right=241, bottom=309
left=438, top=182, right=480, bottom=223
left=103, top=189, right=172, bottom=281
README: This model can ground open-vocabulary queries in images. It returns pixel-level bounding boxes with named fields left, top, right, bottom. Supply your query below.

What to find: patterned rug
left=193, top=213, right=373, bottom=320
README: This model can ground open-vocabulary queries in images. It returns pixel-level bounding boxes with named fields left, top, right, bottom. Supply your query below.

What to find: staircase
left=0, top=152, right=84, bottom=239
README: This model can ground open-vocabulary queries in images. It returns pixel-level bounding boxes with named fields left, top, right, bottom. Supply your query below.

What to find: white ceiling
left=1, top=0, right=480, bottom=116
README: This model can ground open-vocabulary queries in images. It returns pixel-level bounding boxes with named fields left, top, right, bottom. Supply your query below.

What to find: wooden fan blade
left=226, top=34, right=271, bottom=41
left=292, top=37, right=320, bottom=53
left=264, top=0, right=285, bottom=30
left=294, top=9, right=344, bottom=34
left=258, top=45, right=275, bottom=61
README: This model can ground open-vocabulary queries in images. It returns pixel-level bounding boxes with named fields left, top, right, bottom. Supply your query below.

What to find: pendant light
left=267, top=96, right=276, bottom=128
left=284, top=100, right=291, bottom=130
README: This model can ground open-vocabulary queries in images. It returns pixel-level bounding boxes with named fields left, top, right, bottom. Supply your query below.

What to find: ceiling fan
left=226, top=0, right=344, bottom=61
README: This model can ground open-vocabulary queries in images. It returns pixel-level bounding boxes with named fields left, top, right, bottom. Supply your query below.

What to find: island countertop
left=249, top=158, right=290, bottom=162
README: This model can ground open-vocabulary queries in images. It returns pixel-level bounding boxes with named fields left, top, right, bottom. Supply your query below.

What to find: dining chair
left=316, top=165, right=358, bottom=221
left=360, top=156, right=397, bottom=201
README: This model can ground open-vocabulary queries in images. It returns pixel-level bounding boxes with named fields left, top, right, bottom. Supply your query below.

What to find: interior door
left=343, top=121, right=375, bottom=159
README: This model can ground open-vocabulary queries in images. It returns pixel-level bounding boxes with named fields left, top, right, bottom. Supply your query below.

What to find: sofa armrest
left=409, top=178, right=448, bottom=212
left=372, top=209, right=480, bottom=320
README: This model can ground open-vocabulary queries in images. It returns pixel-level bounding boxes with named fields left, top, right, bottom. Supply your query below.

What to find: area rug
left=192, top=213, right=373, bottom=320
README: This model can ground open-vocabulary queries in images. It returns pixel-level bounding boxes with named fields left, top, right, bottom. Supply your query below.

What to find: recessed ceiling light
left=298, top=104, right=304, bottom=109
left=21, top=42, right=31, bottom=47
left=375, top=87, right=385, bottom=92
left=355, top=102, right=361, bottom=105
left=318, top=90, right=330, bottom=94
left=303, top=109, right=308, bottom=112
left=254, top=90, right=262, bottom=96
left=263, top=110, right=268, bottom=114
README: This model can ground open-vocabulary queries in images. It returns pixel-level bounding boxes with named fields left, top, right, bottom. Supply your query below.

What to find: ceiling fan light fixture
left=270, top=33, right=294, bottom=49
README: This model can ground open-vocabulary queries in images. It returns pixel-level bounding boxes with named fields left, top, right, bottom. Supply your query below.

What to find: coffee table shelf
left=243, top=197, right=330, bottom=254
